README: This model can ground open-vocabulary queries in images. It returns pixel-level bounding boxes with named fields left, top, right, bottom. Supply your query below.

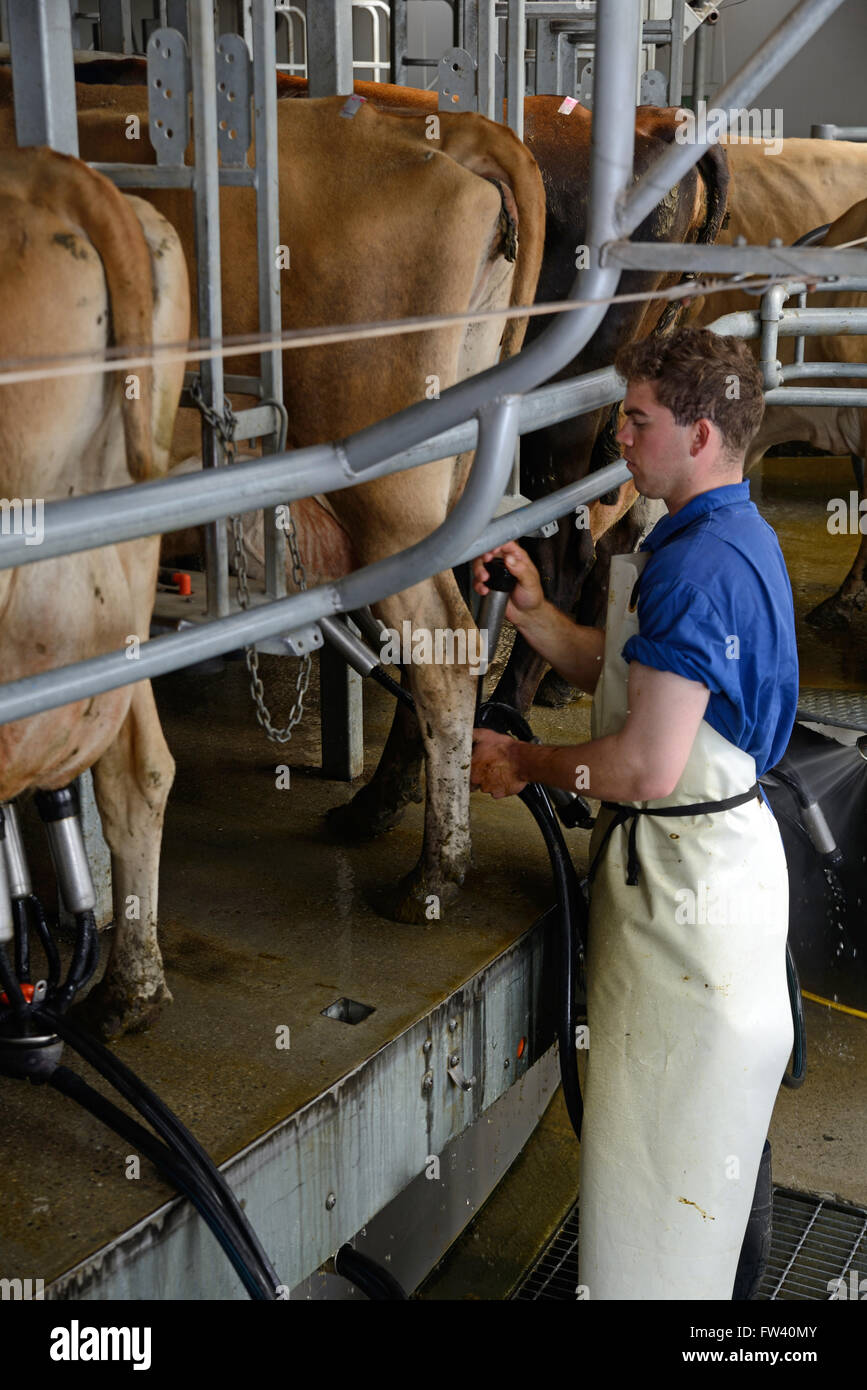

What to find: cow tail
left=654, top=143, right=731, bottom=337
left=486, top=131, right=547, bottom=361
left=29, top=147, right=156, bottom=481
left=437, top=114, right=547, bottom=363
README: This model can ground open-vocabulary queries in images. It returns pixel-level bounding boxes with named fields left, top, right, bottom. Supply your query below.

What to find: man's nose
left=615, top=421, right=632, bottom=446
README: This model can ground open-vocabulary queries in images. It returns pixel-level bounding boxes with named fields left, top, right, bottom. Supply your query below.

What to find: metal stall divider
left=2, top=0, right=866, bottom=731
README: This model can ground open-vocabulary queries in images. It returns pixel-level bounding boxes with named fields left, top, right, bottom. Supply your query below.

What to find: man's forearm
left=510, top=732, right=656, bottom=802
left=512, top=600, right=605, bottom=694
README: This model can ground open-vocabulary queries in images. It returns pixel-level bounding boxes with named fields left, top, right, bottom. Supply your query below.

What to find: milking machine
left=0, top=787, right=407, bottom=1301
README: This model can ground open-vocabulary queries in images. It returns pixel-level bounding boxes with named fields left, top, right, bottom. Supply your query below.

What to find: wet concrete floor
left=1, top=453, right=865, bottom=1294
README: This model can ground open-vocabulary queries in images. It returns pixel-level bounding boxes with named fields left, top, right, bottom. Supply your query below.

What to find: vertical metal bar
left=794, top=290, right=807, bottom=365
left=190, top=0, right=230, bottom=618
left=459, top=0, right=478, bottom=59
left=506, top=0, right=525, bottom=139
left=534, top=17, right=559, bottom=94
left=477, top=0, right=497, bottom=120
left=240, top=0, right=253, bottom=52
left=99, top=0, right=134, bottom=53
left=307, top=0, right=353, bottom=96
left=319, top=632, right=364, bottom=782
left=525, top=16, right=535, bottom=95
left=588, top=0, right=639, bottom=255
left=692, top=14, right=709, bottom=109
left=390, top=0, right=408, bottom=85
left=166, top=0, right=189, bottom=40
left=557, top=31, right=570, bottom=97
left=668, top=0, right=685, bottom=106
left=252, top=0, right=287, bottom=601
left=7, top=0, right=79, bottom=157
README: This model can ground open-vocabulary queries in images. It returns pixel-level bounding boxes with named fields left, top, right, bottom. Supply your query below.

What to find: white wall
left=685, top=0, right=867, bottom=137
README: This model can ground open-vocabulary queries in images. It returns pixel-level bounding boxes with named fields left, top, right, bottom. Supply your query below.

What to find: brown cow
left=0, top=145, right=189, bottom=1036
left=21, top=67, right=730, bottom=896
left=0, top=67, right=547, bottom=937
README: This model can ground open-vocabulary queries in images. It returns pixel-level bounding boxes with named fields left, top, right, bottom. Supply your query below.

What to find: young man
left=470, top=327, right=799, bottom=1300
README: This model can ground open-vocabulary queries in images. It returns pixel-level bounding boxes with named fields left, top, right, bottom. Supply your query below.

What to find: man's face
left=615, top=379, right=696, bottom=501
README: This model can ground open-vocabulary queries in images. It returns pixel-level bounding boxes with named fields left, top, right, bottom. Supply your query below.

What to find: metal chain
left=189, top=377, right=311, bottom=744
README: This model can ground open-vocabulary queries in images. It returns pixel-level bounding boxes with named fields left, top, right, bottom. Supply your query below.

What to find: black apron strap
left=588, top=783, right=762, bottom=888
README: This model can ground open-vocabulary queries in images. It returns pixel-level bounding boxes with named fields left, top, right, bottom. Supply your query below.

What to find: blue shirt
left=621, top=480, right=798, bottom=777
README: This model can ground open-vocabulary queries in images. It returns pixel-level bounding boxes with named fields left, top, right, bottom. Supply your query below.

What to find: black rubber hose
left=782, top=941, right=807, bottom=1089
left=38, top=1007, right=256, bottom=1223
left=13, top=897, right=30, bottom=983
left=369, top=664, right=416, bottom=710
left=57, top=909, right=99, bottom=1012
left=477, top=701, right=586, bottom=1142
left=334, top=1244, right=408, bottom=1300
left=0, top=940, right=28, bottom=1021
left=34, top=1007, right=282, bottom=1292
left=47, top=1064, right=275, bottom=1301
left=765, top=764, right=812, bottom=810
left=25, top=894, right=61, bottom=991
left=45, top=1035, right=280, bottom=1298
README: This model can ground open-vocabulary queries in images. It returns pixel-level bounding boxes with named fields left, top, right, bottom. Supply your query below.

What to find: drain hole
left=321, top=996, right=375, bottom=1025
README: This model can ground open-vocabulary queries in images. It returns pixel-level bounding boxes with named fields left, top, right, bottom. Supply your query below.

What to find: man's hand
left=472, top=541, right=544, bottom=627
left=470, top=728, right=527, bottom=799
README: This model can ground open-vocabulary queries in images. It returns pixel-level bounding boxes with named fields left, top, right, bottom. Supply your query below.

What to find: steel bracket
left=148, top=28, right=190, bottom=168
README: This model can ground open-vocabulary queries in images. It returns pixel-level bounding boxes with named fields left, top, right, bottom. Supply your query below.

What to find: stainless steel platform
left=797, top=688, right=867, bottom=733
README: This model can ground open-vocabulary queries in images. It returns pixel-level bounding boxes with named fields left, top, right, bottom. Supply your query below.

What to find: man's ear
left=691, top=418, right=713, bottom=455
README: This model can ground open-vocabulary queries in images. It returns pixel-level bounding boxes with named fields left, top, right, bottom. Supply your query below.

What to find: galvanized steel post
left=6, top=0, right=79, bottom=157
left=307, top=0, right=354, bottom=96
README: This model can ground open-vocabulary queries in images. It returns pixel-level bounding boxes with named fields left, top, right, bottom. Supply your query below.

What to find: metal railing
left=1, top=0, right=864, bottom=735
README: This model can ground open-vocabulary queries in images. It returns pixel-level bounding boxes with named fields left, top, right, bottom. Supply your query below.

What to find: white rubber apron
left=577, top=551, right=793, bottom=1301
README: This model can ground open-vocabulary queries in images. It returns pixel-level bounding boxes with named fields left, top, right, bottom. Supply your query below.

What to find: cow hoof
left=326, top=786, right=416, bottom=841
left=534, top=669, right=583, bottom=708
left=72, top=978, right=172, bottom=1040
left=378, top=869, right=464, bottom=925
left=805, top=594, right=854, bottom=630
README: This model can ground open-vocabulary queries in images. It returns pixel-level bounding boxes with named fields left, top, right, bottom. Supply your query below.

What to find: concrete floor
left=1, top=452, right=866, bottom=1295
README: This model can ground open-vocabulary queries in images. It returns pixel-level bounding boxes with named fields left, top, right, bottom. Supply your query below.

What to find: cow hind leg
left=807, top=464, right=867, bottom=629
left=326, top=679, right=425, bottom=839
left=327, top=559, right=476, bottom=842
left=367, top=572, right=477, bottom=925
left=76, top=681, right=175, bottom=1038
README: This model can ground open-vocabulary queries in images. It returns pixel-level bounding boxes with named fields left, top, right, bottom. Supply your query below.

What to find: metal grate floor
left=512, top=1188, right=867, bottom=1300
left=796, top=688, right=867, bottom=732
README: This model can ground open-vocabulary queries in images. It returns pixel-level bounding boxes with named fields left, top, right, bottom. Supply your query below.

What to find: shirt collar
left=639, top=480, right=751, bottom=552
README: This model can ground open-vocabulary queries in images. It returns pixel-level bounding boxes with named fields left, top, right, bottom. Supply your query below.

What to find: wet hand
left=470, top=728, right=527, bottom=799
left=472, top=541, right=544, bottom=624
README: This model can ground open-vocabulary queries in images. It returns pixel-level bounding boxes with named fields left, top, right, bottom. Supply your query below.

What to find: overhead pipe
left=0, top=369, right=629, bottom=573
left=0, top=396, right=521, bottom=726
left=619, top=0, right=849, bottom=240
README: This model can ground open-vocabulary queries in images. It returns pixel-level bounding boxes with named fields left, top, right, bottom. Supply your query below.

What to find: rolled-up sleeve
left=621, top=579, right=730, bottom=693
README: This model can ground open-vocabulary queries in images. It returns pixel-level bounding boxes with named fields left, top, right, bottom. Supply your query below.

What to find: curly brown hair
left=614, top=327, right=765, bottom=460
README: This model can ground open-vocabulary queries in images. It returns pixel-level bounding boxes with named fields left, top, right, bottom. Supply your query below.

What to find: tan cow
left=686, top=139, right=867, bottom=627
left=0, top=145, right=189, bottom=1036
left=0, top=69, right=547, bottom=933
left=694, top=137, right=867, bottom=341
left=741, top=198, right=867, bottom=627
